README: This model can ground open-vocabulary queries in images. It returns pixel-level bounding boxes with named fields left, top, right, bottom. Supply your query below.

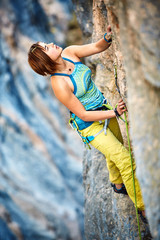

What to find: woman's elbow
left=78, top=111, right=88, bottom=121
left=80, top=111, right=92, bottom=121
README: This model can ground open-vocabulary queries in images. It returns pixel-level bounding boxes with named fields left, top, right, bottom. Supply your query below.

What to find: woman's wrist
left=106, top=110, right=117, bottom=119
left=104, top=32, right=112, bottom=43
left=114, top=107, right=121, bottom=118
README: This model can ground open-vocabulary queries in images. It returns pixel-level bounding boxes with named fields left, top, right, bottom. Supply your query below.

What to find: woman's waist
left=69, top=115, right=94, bottom=130
left=70, top=98, right=109, bottom=130
left=78, top=94, right=105, bottom=110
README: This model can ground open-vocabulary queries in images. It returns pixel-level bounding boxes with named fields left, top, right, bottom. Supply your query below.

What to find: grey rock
left=116, top=1, right=160, bottom=239
left=72, top=0, right=93, bottom=37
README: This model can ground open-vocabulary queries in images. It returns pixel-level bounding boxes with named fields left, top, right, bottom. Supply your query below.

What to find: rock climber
left=28, top=25, right=146, bottom=222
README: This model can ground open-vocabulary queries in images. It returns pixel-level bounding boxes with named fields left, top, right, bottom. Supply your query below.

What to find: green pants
left=79, top=118, right=145, bottom=211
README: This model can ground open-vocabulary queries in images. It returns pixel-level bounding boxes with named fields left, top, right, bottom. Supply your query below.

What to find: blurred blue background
left=0, top=0, right=85, bottom=239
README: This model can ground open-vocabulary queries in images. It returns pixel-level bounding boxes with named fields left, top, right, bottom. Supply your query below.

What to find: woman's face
left=38, top=42, right=62, bottom=61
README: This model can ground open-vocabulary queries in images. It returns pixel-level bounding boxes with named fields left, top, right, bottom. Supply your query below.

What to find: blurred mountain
left=0, top=0, right=84, bottom=239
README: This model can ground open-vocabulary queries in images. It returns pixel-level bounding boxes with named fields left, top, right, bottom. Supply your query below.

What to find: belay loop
left=113, top=63, right=142, bottom=240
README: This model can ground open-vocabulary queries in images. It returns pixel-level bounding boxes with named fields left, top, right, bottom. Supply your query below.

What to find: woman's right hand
left=116, top=99, right=127, bottom=115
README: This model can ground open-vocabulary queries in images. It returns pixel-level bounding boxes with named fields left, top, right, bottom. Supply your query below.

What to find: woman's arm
left=64, top=26, right=112, bottom=59
left=51, top=77, right=126, bottom=122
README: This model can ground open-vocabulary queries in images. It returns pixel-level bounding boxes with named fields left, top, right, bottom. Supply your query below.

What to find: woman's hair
left=28, top=42, right=58, bottom=76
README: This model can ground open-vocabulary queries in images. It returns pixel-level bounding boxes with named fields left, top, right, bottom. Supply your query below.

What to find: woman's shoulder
left=51, top=75, right=74, bottom=102
left=51, top=75, right=68, bottom=92
left=51, top=74, right=74, bottom=92
left=50, top=73, right=64, bottom=83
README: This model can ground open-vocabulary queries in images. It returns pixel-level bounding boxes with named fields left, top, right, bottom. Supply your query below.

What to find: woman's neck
left=54, top=56, right=73, bottom=74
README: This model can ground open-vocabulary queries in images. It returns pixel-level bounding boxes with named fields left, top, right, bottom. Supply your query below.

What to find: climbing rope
left=113, top=63, right=142, bottom=240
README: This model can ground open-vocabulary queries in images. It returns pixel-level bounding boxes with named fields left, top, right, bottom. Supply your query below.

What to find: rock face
left=0, top=0, right=85, bottom=240
left=1, top=0, right=159, bottom=239
left=73, top=0, right=160, bottom=239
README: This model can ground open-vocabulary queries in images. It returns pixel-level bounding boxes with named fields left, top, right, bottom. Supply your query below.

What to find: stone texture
left=112, top=1, right=160, bottom=239
left=73, top=0, right=159, bottom=239
left=1, top=0, right=159, bottom=239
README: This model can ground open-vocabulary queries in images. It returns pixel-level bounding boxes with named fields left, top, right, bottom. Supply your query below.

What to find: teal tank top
left=51, top=57, right=105, bottom=130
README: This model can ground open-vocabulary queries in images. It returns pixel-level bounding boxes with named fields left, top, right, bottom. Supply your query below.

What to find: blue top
left=51, top=57, right=105, bottom=130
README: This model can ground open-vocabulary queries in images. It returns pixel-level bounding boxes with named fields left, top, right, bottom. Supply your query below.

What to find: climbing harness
left=69, top=115, right=103, bottom=149
left=69, top=100, right=112, bottom=149
left=113, top=63, right=142, bottom=240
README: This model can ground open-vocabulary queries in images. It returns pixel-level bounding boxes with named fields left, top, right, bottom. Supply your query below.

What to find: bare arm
left=64, top=26, right=112, bottom=59
left=51, top=77, right=126, bottom=121
left=65, top=39, right=110, bottom=59
left=51, top=77, right=117, bottom=122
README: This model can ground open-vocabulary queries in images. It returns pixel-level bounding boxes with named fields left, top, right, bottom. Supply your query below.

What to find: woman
left=28, top=26, right=146, bottom=221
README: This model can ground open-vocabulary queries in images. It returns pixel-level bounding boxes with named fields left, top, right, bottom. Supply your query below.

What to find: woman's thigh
left=80, top=121, right=124, bottom=159
left=108, top=118, right=123, bottom=144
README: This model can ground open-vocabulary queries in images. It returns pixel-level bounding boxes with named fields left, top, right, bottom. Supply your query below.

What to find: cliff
left=73, top=0, right=160, bottom=239
left=1, top=0, right=160, bottom=239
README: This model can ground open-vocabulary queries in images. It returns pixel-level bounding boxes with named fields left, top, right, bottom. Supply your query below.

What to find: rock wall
left=73, top=0, right=160, bottom=239
left=0, top=0, right=85, bottom=240
left=1, top=0, right=159, bottom=239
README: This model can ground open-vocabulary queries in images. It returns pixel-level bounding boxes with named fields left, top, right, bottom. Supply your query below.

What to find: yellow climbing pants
left=79, top=117, right=145, bottom=211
